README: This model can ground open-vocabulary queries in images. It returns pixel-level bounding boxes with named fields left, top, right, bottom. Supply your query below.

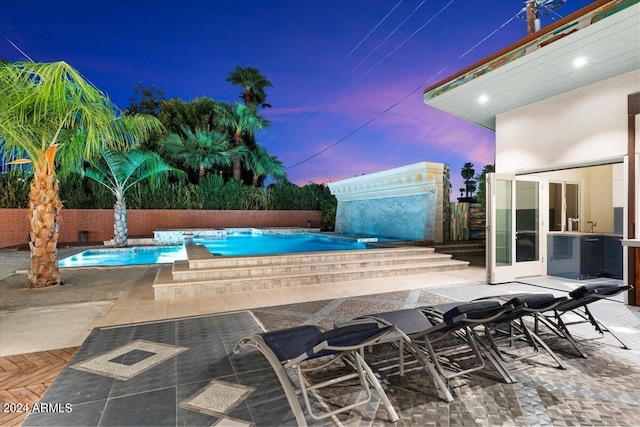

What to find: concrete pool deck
left=3, top=247, right=640, bottom=426
left=0, top=246, right=485, bottom=356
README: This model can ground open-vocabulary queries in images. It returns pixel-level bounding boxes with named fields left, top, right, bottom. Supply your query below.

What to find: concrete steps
left=153, top=246, right=469, bottom=299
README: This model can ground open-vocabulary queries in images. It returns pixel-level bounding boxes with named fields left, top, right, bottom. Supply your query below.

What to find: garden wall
left=0, top=209, right=322, bottom=248
left=328, top=162, right=446, bottom=242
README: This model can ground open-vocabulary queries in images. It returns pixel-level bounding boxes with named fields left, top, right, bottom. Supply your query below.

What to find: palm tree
left=0, top=61, right=162, bottom=288
left=76, top=147, right=181, bottom=247
left=475, top=164, right=495, bottom=209
left=245, top=145, right=287, bottom=186
left=461, top=162, right=476, bottom=198
left=216, top=102, right=268, bottom=181
left=160, top=127, right=242, bottom=182
left=226, top=66, right=273, bottom=108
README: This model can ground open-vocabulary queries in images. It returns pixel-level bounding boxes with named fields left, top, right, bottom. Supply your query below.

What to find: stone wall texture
left=335, top=194, right=437, bottom=241
left=0, top=209, right=322, bottom=248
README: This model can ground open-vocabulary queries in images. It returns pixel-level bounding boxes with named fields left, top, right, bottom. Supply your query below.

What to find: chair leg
left=471, top=327, right=517, bottom=384
left=405, top=341, right=455, bottom=402
left=538, top=313, right=588, bottom=358
left=355, top=352, right=399, bottom=422
left=236, top=338, right=308, bottom=426
left=583, top=307, right=631, bottom=350
left=521, top=323, right=566, bottom=369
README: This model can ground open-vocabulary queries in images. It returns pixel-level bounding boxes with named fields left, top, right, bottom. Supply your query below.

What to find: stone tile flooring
left=22, top=279, right=640, bottom=426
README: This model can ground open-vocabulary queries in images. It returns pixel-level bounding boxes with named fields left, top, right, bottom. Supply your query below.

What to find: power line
left=266, top=0, right=451, bottom=145
left=285, top=9, right=522, bottom=171
left=279, top=0, right=455, bottom=135
left=260, top=0, right=403, bottom=140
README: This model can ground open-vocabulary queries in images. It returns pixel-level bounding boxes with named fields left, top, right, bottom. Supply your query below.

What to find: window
left=549, top=182, right=580, bottom=232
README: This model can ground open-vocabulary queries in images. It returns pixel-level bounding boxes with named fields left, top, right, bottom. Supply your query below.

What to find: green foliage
left=475, top=164, right=495, bottom=209
left=1, top=171, right=336, bottom=227
left=58, top=173, right=112, bottom=208
left=245, top=144, right=287, bottom=186
left=127, top=83, right=165, bottom=116
left=0, top=61, right=164, bottom=172
left=0, top=169, right=31, bottom=208
left=460, top=162, right=477, bottom=198
left=160, top=127, right=241, bottom=182
left=227, top=66, right=273, bottom=108
left=159, top=97, right=220, bottom=135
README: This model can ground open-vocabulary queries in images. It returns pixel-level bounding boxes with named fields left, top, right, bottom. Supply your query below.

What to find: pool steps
left=153, top=246, right=469, bottom=299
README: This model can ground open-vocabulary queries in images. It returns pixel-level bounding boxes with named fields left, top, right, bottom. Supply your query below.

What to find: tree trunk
left=198, top=165, right=206, bottom=182
left=233, top=129, right=242, bottom=180
left=243, top=88, right=253, bottom=106
left=113, top=197, right=128, bottom=247
left=27, top=159, right=63, bottom=288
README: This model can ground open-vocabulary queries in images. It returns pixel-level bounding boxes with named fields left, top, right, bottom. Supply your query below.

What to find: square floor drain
left=180, top=379, right=255, bottom=417
left=72, top=340, right=188, bottom=381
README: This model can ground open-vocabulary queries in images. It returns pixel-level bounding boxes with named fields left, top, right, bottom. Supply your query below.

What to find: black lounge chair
left=471, top=293, right=569, bottom=369
left=235, top=323, right=400, bottom=426
left=358, top=300, right=514, bottom=402
left=536, top=282, right=633, bottom=357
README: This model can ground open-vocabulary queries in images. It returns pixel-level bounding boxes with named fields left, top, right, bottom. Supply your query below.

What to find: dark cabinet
left=601, top=236, right=623, bottom=279
left=548, top=235, right=580, bottom=279
left=548, top=234, right=622, bottom=280
left=579, top=236, right=602, bottom=279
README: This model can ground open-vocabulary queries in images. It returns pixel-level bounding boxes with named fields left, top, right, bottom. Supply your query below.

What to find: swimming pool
left=58, top=232, right=374, bottom=268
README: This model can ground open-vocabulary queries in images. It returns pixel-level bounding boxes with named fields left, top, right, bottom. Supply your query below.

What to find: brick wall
left=0, top=209, right=322, bottom=247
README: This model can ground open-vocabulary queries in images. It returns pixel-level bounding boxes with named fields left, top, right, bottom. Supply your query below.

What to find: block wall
left=0, top=209, right=322, bottom=247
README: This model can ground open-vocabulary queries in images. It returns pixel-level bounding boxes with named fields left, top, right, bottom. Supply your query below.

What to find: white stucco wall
left=495, top=69, right=640, bottom=173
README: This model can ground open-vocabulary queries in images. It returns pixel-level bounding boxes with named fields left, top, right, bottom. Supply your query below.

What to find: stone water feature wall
left=328, top=162, right=446, bottom=242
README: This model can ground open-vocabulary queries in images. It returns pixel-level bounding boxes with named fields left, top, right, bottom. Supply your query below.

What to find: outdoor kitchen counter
left=547, top=233, right=623, bottom=280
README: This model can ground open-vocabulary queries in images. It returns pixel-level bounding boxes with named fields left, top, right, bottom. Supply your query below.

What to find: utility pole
left=526, top=0, right=539, bottom=34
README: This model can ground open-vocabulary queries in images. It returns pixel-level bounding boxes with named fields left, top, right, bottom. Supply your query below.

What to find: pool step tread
left=186, top=246, right=436, bottom=269
left=153, top=245, right=470, bottom=299
left=173, top=253, right=455, bottom=280
left=154, top=260, right=468, bottom=287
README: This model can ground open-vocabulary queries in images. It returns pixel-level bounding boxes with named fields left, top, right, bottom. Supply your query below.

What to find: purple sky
left=0, top=0, right=592, bottom=199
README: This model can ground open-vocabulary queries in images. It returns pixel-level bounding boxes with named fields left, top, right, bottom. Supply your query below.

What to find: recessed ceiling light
left=573, top=57, right=587, bottom=68
left=478, top=94, right=489, bottom=104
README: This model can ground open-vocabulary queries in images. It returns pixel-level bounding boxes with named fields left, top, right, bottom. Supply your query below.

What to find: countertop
left=547, top=232, right=623, bottom=237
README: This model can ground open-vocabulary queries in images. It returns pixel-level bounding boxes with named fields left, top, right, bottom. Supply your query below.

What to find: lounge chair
left=470, top=293, right=569, bottom=369
left=357, top=300, right=514, bottom=402
left=235, top=323, right=400, bottom=426
left=535, top=282, right=633, bottom=357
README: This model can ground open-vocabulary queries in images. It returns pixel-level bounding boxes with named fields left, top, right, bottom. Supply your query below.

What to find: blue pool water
left=58, top=233, right=371, bottom=268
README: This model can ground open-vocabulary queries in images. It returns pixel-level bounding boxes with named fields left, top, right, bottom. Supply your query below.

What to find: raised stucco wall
left=328, top=162, right=445, bottom=242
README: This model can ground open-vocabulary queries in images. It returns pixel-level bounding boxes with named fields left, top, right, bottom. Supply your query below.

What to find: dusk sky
left=1, top=0, right=593, bottom=198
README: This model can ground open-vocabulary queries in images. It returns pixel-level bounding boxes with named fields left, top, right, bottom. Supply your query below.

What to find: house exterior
left=423, top=0, right=640, bottom=305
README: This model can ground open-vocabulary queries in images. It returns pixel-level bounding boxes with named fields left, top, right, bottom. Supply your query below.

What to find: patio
left=1, top=248, right=639, bottom=426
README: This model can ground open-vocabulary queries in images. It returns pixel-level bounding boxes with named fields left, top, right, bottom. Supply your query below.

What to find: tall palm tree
left=216, top=102, right=268, bottom=181
left=476, top=164, right=495, bottom=209
left=245, top=145, right=287, bottom=187
left=160, top=127, right=242, bottom=182
left=461, top=162, right=476, bottom=198
left=77, top=147, right=182, bottom=247
left=0, top=61, right=162, bottom=288
left=226, top=66, right=273, bottom=108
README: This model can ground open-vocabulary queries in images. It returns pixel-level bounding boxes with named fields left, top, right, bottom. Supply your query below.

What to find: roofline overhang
left=423, top=0, right=636, bottom=100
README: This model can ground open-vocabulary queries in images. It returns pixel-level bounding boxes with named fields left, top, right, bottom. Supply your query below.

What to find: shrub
left=0, top=169, right=31, bottom=208
left=0, top=169, right=337, bottom=231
